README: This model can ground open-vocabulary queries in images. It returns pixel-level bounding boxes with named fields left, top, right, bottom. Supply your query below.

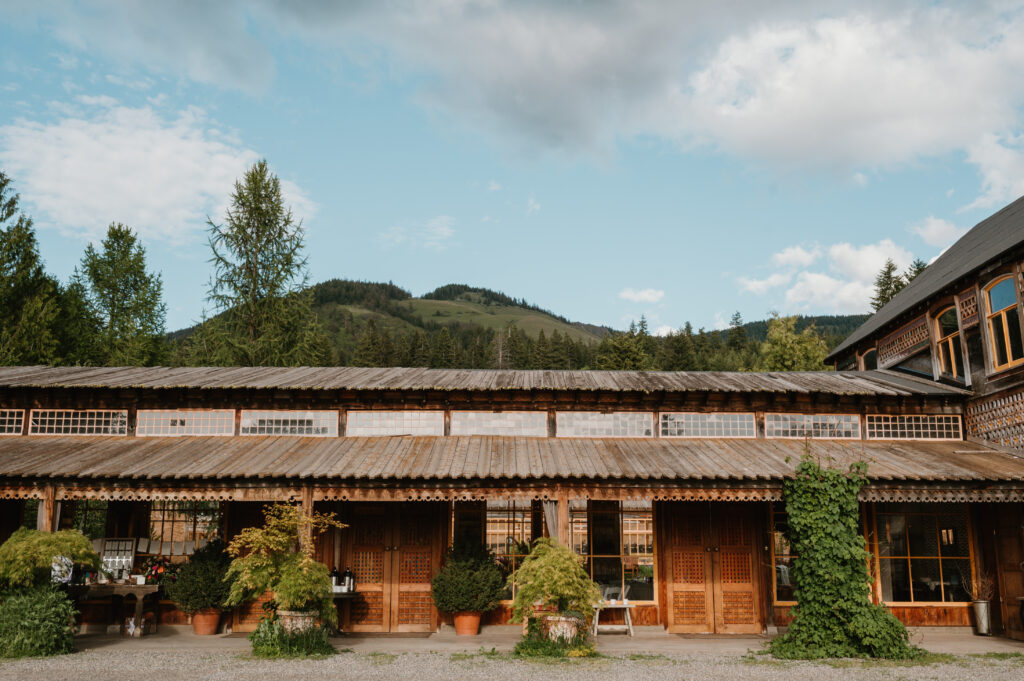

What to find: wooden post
left=37, top=485, right=56, bottom=532
left=300, top=486, right=314, bottom=553
left=557, top=488, right=569, bottom=545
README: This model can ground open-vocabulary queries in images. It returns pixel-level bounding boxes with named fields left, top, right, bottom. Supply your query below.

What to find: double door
left=662, top=502, right=762, bottom=634
left=343, top=502, right=444, bottom=633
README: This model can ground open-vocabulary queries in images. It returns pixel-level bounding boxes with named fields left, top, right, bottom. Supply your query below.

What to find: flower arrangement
left=140, top=555, right=179, bottom=587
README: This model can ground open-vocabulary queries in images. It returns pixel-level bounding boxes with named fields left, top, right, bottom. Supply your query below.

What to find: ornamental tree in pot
left=508, top=537, right=601, bottom=643
left=430, top=543, right=504, bottom=635
left=165, top=540, right=234, bottom=635
left=225, top=504, right=346, bottom=634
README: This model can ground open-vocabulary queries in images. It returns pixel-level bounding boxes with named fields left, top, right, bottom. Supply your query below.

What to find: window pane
left=988, top=278, right=1016, bottom=312
left=625, top=556, right=654, bottom=600
left=570, top=502, right=589, bottom=555
left=938, top=308, right=959, bottom=337
left=911, top=559, right=942, bottom=601
left=590, top=512, right=621, bottom=555
left=775, top=556, right=797, bottom=601
left=942, top=559, right=972, bottom=602
left=877, top=515, right=907, bottom=556
left=907, top=515, right=938, bottom=557
left=72, top=500, right=108, bottom=540
left=879, top=558, right=911, bottom=601
left=992, top=315, right=1010, bottom=366
left=1007, top=307, right=1024, bottom=362
left=557, top=412, right=652, bottom=437
left=951, top=336, right=964, bottom=379
left=937, top=513, right=970, bottom=557
left=593, top=556, right=623, bottom=599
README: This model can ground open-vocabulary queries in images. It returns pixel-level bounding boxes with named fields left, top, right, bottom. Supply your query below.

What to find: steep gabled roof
left=828, top=194, right=1024, bottom=361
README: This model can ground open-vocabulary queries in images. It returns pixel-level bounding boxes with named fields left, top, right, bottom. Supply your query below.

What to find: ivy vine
left=770, top=451, right=921, bottom=660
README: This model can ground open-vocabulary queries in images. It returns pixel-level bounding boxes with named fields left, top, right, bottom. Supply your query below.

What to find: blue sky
left=2, top=1, right=1023, bottom=333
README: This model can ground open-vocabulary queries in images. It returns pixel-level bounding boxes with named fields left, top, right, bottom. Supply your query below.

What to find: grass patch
left=818, top=652, right=957, bottom=668
left=366, top=652, right=397, bottom=665
left=968, top=652, right=1024, bottom=661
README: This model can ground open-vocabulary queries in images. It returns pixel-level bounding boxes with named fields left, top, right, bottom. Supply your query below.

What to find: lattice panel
left=672, top=517, right=703, bottom=546
left=720, top=551, right=752, bottom=584
left=877, top=316, right=929, bottom=367
left=672, top=551, right=705, bottom=584
left=397, top=593, right=433, bottom=625
left=722, top=592, right=755, bottom=624
left=719, top=518, right=750, bottom=546
left=351, top=592, right=383, bottom=625
left=672, top=592, right=707, bottom=625
left=966, top=389, right=1024, bottom=451
left=353, top=550, right=384, bottom=584
left=353, top=520, right=385, bottom=546
left=399, top=550, right=432, bottom=584
left=958, top=289, right=979, bottom=328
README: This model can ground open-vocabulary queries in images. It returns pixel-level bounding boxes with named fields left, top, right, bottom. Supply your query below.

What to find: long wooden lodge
left=2, top=197, right=1024, bottom=639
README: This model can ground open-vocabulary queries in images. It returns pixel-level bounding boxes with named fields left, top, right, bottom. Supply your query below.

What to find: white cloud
left=963, top=133, right=1024, bottom=210
left=487, top=180, right=501, bottom=192
left=771, top=245, right=820, bottom=268
left=852, top=172, right=868, bottom=187
left=785, top=271, right=874, bottom=313
left=654, top=324, right=674, bottom=337
left=526, top=196, right=540, bottom=215
left=738, top=272, right=791, bottom=295
left=828, top=239, right=913, bottom=283
left=0, top=99, right=311, bottom=244
left=381, top=215, right=455, bottom=251
left=619, top=288, right=665, bottom=303
left=910, top=216, right=966, bottom=247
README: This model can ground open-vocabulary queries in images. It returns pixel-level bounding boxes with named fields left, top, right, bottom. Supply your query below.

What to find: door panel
left=390, top=503, right=438, bottom=632
left=347, top=505, right=389, bottom=632
left=666, top=504, right=714, bottom=633
left=712, top=504, right=761, bottom=634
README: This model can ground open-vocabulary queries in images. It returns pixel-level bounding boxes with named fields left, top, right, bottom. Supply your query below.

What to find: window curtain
left=542, top=500, right=559, bottom=541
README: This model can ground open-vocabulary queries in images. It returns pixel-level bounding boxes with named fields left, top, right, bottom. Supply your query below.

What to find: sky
left=2, top=1, right=1024, bottom=334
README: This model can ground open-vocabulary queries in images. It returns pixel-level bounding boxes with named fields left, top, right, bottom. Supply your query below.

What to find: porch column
left=557, top=489, right=569, bottom=543
left=299, top=485, right=314, bottom=552
left=36, top=485, right=56, bottom=532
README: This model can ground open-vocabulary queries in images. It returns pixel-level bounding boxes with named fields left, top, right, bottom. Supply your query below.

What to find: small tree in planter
left=165, top=540, right=235, bottom=635
left=431, top=543, right=504, bottom=635
left=508, top=537, right=600, bottom=654
left=225, top=504, right=345, bottom=643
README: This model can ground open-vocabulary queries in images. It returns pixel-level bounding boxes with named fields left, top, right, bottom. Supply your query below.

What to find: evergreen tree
left=203, top=159, right=329, bottom=366
left=81, top=223, right=166, bottom=366
left=726, top=311, right=748, bottom=352
left=532, top=330, right=550, bottom=369
left=411, top=330, right=431, bottom=367
left=53, top=270, right=102, bottom=365
left=870, top=258, right=906, bottom=312
left=657, top=323, right=697, bottom=371
left=430, top=327, right=456, bottom=368
left=0, top=172, right=60, bottom=365
left=596, top=323, right=654, bottom=370
left=904, top=258, right=927, bottom=282
left=758, top=313, right=828, bottom=371
left=353, top=319, right=383, bottom=367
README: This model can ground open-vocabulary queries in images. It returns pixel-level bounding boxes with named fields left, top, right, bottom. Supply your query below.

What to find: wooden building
left=1, top=366, right=1023, bottom=637
left=828, top=195, right=1024, bottom=638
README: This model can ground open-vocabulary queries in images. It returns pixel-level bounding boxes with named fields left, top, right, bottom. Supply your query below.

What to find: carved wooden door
left=347, top=504, right=389, bottom=632
left=666, top=503, right=715, bottom=633
left=389, top=503, right=438, bottom=632
left=710, top=504, right=761, bottom=634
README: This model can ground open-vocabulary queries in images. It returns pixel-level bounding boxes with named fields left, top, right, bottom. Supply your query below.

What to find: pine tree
left=203, top=159, right=329, bottom=366
left=758, top=313, right=828, bottom=371
left=596, top=323, right=654, bottom=370
left=411, top=330, right=431, bottom=367
left=430, top=327, right=456, bottom=368
left=532, top=330, right=550, bottom=369
left=904, top=258, right=927, bottom=282
left=870, top=258, right=906, bottom=312
left=54, top=270, right=102, bottom=365
left=727, top=311, right=748, bottom=351
left=657, top=324, right=697, bottom=371
left=81, top=223, right=166, bottom=366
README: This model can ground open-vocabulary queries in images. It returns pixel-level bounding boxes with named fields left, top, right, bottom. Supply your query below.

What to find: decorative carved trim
left=958, top=287, right=980, bottom=329
left=861, top=486, right=1024, bottom=503
left=878, top=316, right=930, bottom=368
left=965, top=388, right=1024, bottom=452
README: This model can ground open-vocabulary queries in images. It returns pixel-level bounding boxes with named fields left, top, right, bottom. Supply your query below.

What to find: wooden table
left=591, top=602, right=635, bottom=636
left=72, top=583, right=161, bottom=637
left=332, top=591, right=357, bottom=632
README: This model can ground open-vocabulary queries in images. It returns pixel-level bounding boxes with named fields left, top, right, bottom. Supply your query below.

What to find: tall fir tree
left=904, top=258, right=927, bottom=282
left=870, top=258, right=906, bottom=312
left=202, top=159, right=329, bottom=366
left=81, top=223, right=166, bottom=366
left=54, top=270, right=102, bottom=365
left=429, top=327, right=456, bottom=368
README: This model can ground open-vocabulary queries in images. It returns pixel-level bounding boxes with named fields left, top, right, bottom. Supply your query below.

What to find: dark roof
left=829, top=194, right=1024, bottom=360
left=0, top=366, right=969, bottom=396
left=0, top=435, right=1017, bottom=482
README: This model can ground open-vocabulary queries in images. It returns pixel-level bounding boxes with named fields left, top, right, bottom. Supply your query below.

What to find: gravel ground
left=2, top=649, right=1024, bottom=681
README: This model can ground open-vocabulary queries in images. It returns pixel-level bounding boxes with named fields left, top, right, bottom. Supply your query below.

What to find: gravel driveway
left=2, top=649, right=1023, bottom=681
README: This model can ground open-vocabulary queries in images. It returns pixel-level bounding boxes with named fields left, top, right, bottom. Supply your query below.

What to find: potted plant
left=508, top=537, right=601, bottom=643
left=430, top=543, right=504, bottom=635
left=965, top=572, right=996, bottom=636
left=165, top=540, right=234, bottom=635
left=225, top=504, right=346, bottom=633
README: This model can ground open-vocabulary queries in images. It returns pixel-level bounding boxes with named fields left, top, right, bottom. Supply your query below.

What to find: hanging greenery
left=770, top=451, right=921, bottom=660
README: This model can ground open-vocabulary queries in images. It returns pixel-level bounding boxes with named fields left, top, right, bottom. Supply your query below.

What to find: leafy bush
left=431, top=544, right=504, bottom=614
left=0, top=586, right=77, bottom=658
left=0, top=528, right=100, bottom=589
left=512, top=617, right=596, bottom=658
left=165, top=540, right=234, bottom=614
left=248, top=616, right=334, bottom=658
left=225, top=504, right=345, bottom=628
left=508, top=538, right=601, bottom=624
left=770, top=452, right=921, bottom=660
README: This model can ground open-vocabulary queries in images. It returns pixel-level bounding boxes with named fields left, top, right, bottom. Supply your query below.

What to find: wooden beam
left=557, top=488, right=569, bottom=544
left=37, top=484, right=55, bottom=532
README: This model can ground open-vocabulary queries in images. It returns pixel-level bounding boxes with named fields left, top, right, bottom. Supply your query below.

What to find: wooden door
left=993, top=505, right=1024, bottom=640
left=389, top=503, right=440, bottom=632
left=347, top=504, right=389, bottom=632
left=663, top=502, right=762, bottom=634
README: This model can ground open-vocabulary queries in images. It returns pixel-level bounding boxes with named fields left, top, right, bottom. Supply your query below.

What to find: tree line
left=0, top=162, right=832, bottom=371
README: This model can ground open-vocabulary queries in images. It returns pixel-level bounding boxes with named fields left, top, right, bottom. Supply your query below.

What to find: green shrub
left=0, top=586, right=77, bottom=658
left=769, top=452, right=921, bottom=660
left=248, top=616, right=334, bottom=658
left=0, top=528, right=100, bottom=589
left=508, top=537, right=601, bottom=624
left=431, top=544, right=504, bottom=614
left=513, top=618, right=596, bottom=658
left=165, top=540, right=234, bottom=614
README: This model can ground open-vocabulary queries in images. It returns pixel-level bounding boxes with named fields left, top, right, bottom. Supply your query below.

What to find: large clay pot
left=453, top=611, right=481, bottom=636
left=191, top=608, right=221, bottom=635
left=542, top=614, right=584, bottom=643
left=278, top=610, right=318, bottom=633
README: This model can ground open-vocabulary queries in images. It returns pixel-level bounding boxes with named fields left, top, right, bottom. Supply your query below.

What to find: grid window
left=771, top=505, right=797, bottom=603
left=765, top=413, right=860, bottom=439
left=935, top=307, right=965, bottom=382
left=148, top=501, right=222, bottom=559
left=0, top=409, right=23, bottom=435
left=985, top=276, right=1024, bottom=371
left=61, top=500, right=108, bottom=540
left=570, top=500, right=654, bottom=601
left=556, top=412, right=652, bottom=438
left=345, top=411, right=444, bottom=436
left=239, top=410, right=337, bottom=436
left=866, top=415, right=962, bottom=440
left=450, top=411, right=547, bottom=436
left=875, top=503, right=972, bottom=603
left=29, top=410, right=128, bottom=436
left=487, top=500, right=543, bottom=599
left=137, top=409, right=235, bottom=437
left=661, top=412, right=756, bottom=438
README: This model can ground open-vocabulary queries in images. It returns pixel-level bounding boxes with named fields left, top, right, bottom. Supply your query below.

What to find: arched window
left=934, top=307, right=964, bottom=381
left=985, top=276, right=1024, bottom=370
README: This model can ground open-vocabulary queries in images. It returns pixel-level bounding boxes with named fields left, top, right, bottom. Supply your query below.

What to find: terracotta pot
left=453, top=611, right=481, bottom=635
left=278, top=610, right=318, bottom=633
left=191, top=608, right=221, bottom=635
